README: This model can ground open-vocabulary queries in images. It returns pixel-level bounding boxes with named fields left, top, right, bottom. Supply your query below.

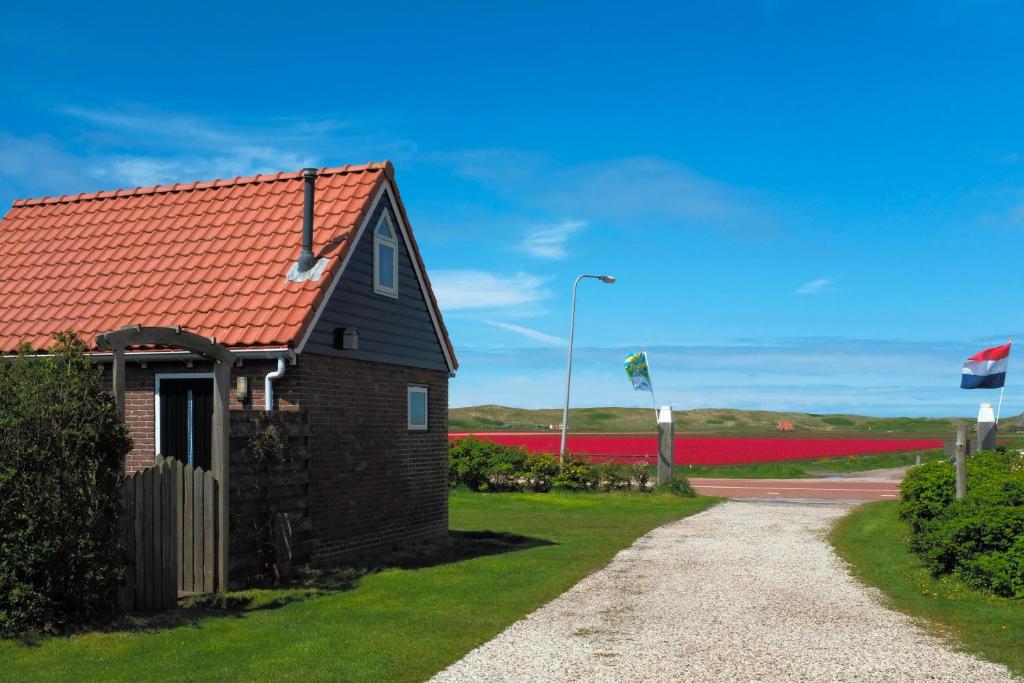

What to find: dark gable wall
left=304, top=191, right=449, bottom=372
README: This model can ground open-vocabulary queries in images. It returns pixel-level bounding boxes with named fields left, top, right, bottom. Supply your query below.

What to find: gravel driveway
left=431, top=500, right=1017, bottom=682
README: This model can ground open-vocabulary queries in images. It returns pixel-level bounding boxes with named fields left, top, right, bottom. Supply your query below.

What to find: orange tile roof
left=0, top=162, right=456, bottom=367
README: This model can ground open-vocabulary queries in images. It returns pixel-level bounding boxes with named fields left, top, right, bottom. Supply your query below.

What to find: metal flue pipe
left=297, top=168, right=318, bottom=272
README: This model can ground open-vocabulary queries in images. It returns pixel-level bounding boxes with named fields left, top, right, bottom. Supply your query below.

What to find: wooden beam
left=212, top=361, right=231, bottom=591
left=97, top=325, right=234, bottom=365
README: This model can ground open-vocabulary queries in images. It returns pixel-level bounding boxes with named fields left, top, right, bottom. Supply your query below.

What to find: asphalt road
left=688, top=477, right=901, bottom=501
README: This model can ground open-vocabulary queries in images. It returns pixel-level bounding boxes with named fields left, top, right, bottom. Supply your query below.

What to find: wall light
left=236, top=375, right=249, bottom=403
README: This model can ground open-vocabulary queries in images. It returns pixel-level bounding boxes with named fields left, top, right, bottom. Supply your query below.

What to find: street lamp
left=560, top=273, right=616, bottom=462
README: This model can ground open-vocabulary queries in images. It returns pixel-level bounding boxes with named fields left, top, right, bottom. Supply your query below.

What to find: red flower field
left=448, top=432, right=943, bottom=466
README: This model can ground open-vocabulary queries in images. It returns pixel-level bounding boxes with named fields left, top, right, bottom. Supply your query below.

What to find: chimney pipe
left=297, top=168, right=318, bottom=272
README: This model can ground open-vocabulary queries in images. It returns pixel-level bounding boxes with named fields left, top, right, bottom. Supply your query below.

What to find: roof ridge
left=11, top=161, right=392, bottom=208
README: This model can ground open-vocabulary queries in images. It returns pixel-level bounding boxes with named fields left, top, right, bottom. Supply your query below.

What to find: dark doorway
left=159, top=377, right=214, bottom=470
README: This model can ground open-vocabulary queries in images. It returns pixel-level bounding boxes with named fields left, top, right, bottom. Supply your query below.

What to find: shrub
left=487, top=444, right=527, bottom=492
left=523, top=452, right=559, bottom=492
left=448, top=442, right=670, bottom=496
left=632, top=462, right=651, bottom=491
left=553, top=454, right=599, bottom=491
left=962, top=536, right=1024, bottom=598
left=899, top=449, right=1024, bottom=598
left=598, top=461, right=632, bottom=492
left=0, top=333, right=132, bottom=636
left=448, top=436, right=497, bottom=491
left=652, top=473, right=696, bottom=497
left=899, top=459, right=956, bottom=532
left=447, top=437, right=529, bottom=492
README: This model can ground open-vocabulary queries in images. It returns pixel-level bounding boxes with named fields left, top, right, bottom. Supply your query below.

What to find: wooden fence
left=120, top=458, right=218, bottom=611
left=119, top=410, right=310, bottom=610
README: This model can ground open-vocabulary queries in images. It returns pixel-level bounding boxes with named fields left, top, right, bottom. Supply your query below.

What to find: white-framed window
left=373, top=213, right=399, bottom=298
left=408, top=385, right=428, bottom=431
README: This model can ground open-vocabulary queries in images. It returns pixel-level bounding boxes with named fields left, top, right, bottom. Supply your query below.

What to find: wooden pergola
left=96, top=324, right=233, bottom=591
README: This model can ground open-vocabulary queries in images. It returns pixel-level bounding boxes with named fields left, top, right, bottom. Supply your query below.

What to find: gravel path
left=431, top=500, right=1017, bottom=682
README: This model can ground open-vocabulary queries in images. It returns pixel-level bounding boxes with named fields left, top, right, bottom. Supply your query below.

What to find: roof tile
left=0, top=162, right=456, bottom=367
left=0, top=164, right=389, bottom=351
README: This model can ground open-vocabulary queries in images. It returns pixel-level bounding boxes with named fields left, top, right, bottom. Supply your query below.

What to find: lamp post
left=560, top=274, right=616, bottom=462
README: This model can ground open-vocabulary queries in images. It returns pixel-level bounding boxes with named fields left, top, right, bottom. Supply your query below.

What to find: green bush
left=447, top=441, right=660, bottom=495
left=486, top=444, right=527, bottom=492
left=597, top=461, right=632, bottom=492
left=0, top=333, right=132, bottom=636
left=522, top=452, right=559, bottom=492
left=899, top=459, right=956, bottom=532
left=900, top=449, right=1024, bottom=597
left=448, top=436, right=499, bottom=491
left=447, top=437, right=530, bottom=492
left=652, top=473, right=696, bottom=497
left=632, top=462, right=651, bottom=491
left=552, top=454, right=599, bottom=491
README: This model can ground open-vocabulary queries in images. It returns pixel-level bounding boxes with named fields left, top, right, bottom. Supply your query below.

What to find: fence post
left=657, top=406, right=674, bottom=484
left=955, top=425, right=968, bottom=500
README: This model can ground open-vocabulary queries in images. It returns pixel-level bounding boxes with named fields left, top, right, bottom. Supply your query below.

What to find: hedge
left=0, top=333, right=132, bottom=636
left=900, top=449, right=1024, bottom=598
left=448, top=436, right=689, bottom=496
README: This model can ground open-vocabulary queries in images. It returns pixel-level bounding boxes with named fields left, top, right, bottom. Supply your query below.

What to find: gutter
left=2, top=347, right=297, bottom=413
left=1, top=347, right=298, bottom=363
left=264, top=356, right=287, bottom=411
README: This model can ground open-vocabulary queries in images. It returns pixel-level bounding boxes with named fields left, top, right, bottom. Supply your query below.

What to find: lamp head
left=599, top=275, right=616, bottom=284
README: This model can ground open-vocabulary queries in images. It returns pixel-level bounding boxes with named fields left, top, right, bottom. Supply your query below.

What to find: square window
left=408, top=386, right=428, bottom=431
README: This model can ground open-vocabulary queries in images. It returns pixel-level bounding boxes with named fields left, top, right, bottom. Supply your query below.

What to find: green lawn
left=679, top=449, right=944, bottom=479
left=830, top=501, right=1024, bottom=676
left=0, top=491, right=717, bottom=682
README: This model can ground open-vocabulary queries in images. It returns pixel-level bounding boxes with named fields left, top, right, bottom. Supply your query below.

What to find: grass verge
left=830, top=500, right=1024, bottom=676
left=0, top=491, right=717, bottom=682
left=681, top=449, right=944, bottom=479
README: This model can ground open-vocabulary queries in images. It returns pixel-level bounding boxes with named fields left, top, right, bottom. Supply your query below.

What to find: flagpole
left=997, top=337, right=1013, bottom=425
left=644, top=348, right=658, bottom=417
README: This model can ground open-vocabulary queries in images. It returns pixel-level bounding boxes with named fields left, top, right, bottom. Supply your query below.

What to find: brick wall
left=298, top=354, right=449, bottom=564
left=104, top=358, right=301, bottom=473
left=106, top=352, right=448, bottom=565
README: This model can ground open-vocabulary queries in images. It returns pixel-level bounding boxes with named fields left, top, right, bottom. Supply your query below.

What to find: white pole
left=559, top=276, right=583, bottom=463
left=644, top=348, right=658, bottom=417
left=559, top=274, right=615, bottom=462
left=997, top=337, right=1013, bottom=425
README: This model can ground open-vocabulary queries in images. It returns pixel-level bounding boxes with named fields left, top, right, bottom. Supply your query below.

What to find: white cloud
left=60, top=107, right=326, bottom=187
left=795, top=277, right=834, bottom=295
left=483, top=320, right=566, bottom=345
left=438, top=150, right=772, bottom=235
left=519, top=220, right=586, bottom=259
left=0, top=132, right=95, bottom=196
left=430, top=270, right=551, bottom=310
left=2, top=106, right=420, bottom=202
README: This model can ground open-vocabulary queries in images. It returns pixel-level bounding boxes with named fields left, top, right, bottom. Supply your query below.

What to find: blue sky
left=2, top=2, right=1023, bottom=416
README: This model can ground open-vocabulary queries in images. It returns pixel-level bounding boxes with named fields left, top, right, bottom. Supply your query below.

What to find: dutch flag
left=961, top=341, right=1012, bottom=389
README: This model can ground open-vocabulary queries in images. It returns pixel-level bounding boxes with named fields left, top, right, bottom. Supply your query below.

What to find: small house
left=0, top=163, right=457, bottom=582
left=777, top=421, right=794, bottom=432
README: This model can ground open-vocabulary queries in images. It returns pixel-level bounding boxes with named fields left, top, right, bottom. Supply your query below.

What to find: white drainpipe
left=264, top=356, right=287, bottom=411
